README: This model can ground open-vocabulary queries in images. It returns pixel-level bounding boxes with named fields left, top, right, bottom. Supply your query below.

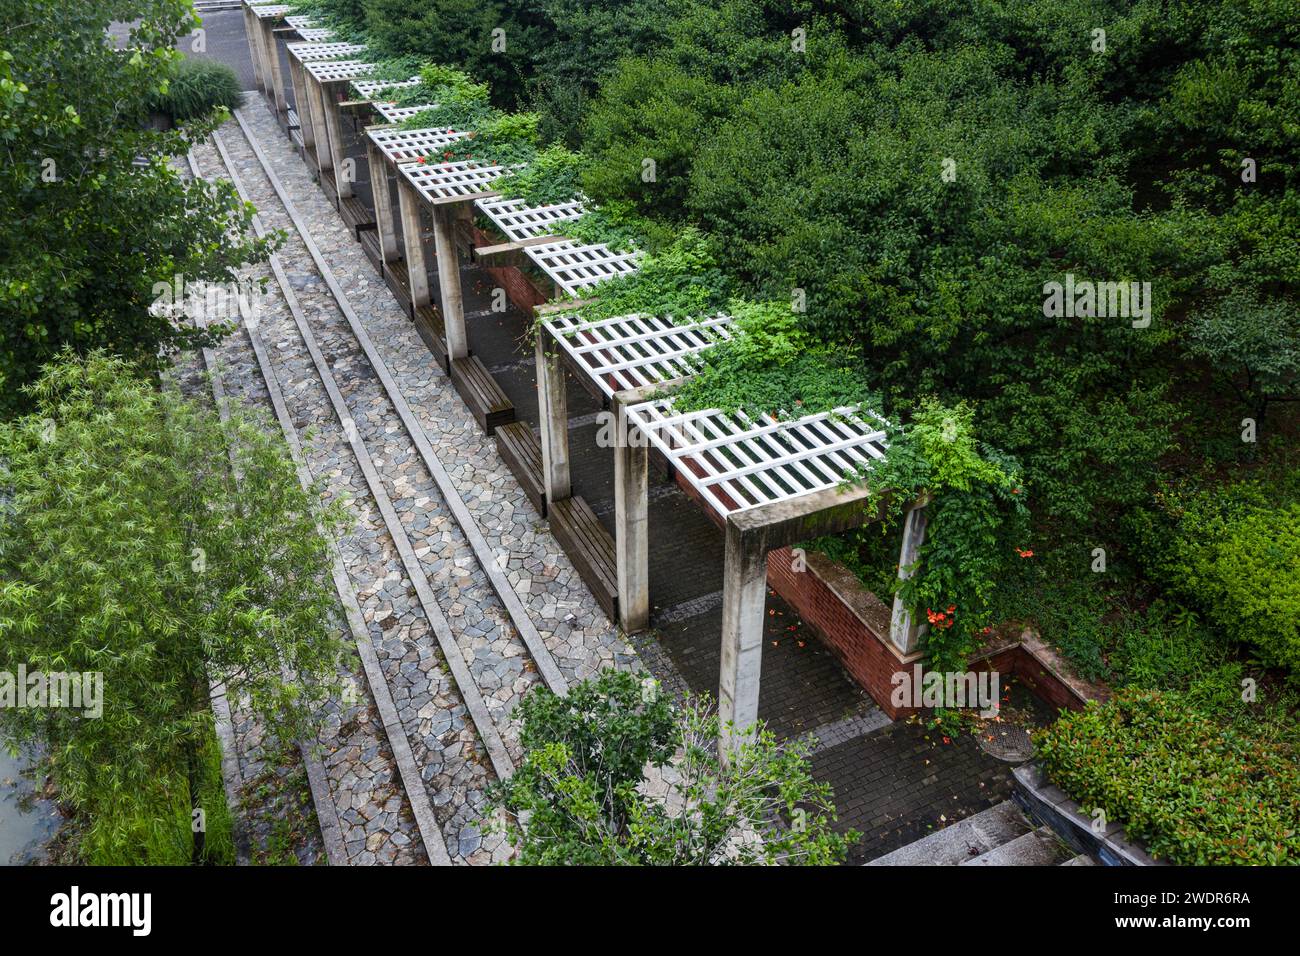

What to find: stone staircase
left=865, top=800, right=1094, bottom=866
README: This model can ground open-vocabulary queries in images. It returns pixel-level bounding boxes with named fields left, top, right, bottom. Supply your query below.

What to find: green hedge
left=1036, top=689, right=1300, bottom=865
left=148, top=56, right=241, bottom=122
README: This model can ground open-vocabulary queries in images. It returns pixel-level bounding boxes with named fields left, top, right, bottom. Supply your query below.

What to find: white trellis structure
left=296, top=58, right=375, bottom=198
left=244, top=4, right=293, bottom=116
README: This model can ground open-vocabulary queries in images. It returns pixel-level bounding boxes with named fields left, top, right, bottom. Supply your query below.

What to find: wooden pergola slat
left=475, top=196, right=587, bottom=244
left=523, top=240, right=642, bottom=297
left=369, top=126, right=469, bottom=165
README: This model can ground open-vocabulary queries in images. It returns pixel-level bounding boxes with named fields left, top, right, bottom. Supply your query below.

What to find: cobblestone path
left=191, top=99, right=646, bottom=864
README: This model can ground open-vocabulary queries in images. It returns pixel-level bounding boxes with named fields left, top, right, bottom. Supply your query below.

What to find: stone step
left=961, top=826, right=1068, bottom=866
left=865, top=800, right=1031, bottom=866
left=1061, top=852, right=1097, bottom=866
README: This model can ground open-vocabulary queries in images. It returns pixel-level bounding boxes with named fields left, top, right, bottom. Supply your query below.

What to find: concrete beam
left=320, top=83, right=352, bottom=199
left=242, top=7, right=265, bottom=91
left=307, top=75, right=332, bottom=172
left=728, top=480, right=883, bottom=550
left=260, top=20, right=288, bottom=116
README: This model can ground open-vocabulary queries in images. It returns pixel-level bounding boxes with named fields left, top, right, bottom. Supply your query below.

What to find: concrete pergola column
left=306, top=75, right=332, bottom=174
left=888, top=496, right=931, bottom=655
left=395, top=181, right=431, bottom=312
left=715, top=483, right=881, bottom=764
left=614, top=401, right=650, bottom=634
left=242, top=7, right=265, bottom=91
left=366, top=141, right=400, bottom=265
left=320, top=83, right=352, bottom=199
left=535, top=336, right=571, bottom=504
left=432, top=204, right=468, bottom=361
left=287, top=59, right=315, bottom=149
left=260, top=21, right=288, bottom=117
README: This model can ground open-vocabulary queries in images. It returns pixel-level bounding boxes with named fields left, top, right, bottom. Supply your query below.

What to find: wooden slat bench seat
left=495, top=422, right=546, bottom=517
left=413, top=304, right=448, bottom=370
left=358, top=228, right=382, bottom=273
left=450, top=355, right=514, bottom=434
left=385, top=259, right=414, bottom=317
left=340, top=195, right=376, bottom=237
left=548, top=495, right=618, bottom=622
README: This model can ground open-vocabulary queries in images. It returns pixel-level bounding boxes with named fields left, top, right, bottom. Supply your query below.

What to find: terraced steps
left=865, top=800, right=1085, bottom=866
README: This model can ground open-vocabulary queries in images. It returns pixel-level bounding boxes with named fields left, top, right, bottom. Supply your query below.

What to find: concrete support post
left=243, top=8, right=265, bottom=91
left=614, top=402, right=650, bottom=634
left=396, top=181, right=431, bottom=311
left=308, top=76, right=332, bottom=173
left=367, top=143, right=400, bottom=263
left=433, top=205, right=467, bottom=360
left=719, top=521, right=769, bottom=764
left=290, top=60, right=315, bottom=150
left=888, top=499, right=930, bottom=654
left=261, top=22, right=287, bottom=116
left=320, top=87, right=352, bottom=199
left=535, top=335, right=571, bottom=504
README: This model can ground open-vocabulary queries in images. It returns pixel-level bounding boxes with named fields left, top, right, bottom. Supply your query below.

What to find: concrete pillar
left=535, top=335, right=571, bottom=503
left=290, top=60, right=314, bottom=149
left=614, top=402, right=650, bottom=634
left=396, top=181, right=431, bottom=310
left=719, top=521, right=769, bottom=764
left=243, top=8, right=265, bottom=91
left=367, top=143, right=400, bottom=263
left=888, top=499, right=930, bottom=654
left=261, top=22, right=288, bottom=116
left=320, top=87, right=352, bottom=199
left=308, top=76, right=332, bottom=173
left=432, top=205, right=467, bottom=360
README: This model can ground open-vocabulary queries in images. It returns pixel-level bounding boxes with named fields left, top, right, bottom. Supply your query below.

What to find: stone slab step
left=865, top=800, right=1031, bottom=866
left=1062, top=852, right=1097, bottom=866
left=961, top=827, right=1067, bottom=866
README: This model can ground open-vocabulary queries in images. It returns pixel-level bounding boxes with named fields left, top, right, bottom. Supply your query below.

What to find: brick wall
left=767, top=545, right=1102, bottom=718
left=468, top=224, right=549, bottom=314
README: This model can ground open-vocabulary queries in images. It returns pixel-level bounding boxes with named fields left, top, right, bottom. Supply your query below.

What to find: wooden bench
left=495, top=421, right=546, bottom=517
left=340, top=195, right=376, bottom=238
left=413, top=304, right=448, bottom=371
left=358, top=228, right=383, bottom=274
left=548, top=495, right=618, bottom=622
left=385, top=259, right=414, bottom=318
left=450, top=355, right=514, bottom=434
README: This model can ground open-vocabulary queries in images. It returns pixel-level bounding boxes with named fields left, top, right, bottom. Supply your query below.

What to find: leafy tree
left=489, top=670, right=857, bottom=865
left=0, top=352, right=347, bottom=862
left=0, top=0, right=272, bottom=418
left=1186, top=289, right=1300, bottom=424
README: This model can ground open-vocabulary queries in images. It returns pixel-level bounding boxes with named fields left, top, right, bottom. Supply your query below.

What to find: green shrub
left=148, top=56, right=241, bottom=122
left=1132, top=480, right=1300, bottom=676
left=1036, top=689, right=1300, bottom=865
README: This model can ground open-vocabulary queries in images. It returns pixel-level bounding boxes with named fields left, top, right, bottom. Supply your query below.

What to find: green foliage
left=147, top=55, right=241, bottom=122
left=0, top=352, right=347, bottom=863
left=394, top=67, right=492, bottom=128
left=551, top=203, right=649, bottom=252
left=867, top=401, right=1028, bottom=673
left=672, top=300, right=875, bottom=419
left=0, top=0, right=272, bottom=417
left=495, top=143, right=585, bottom=205
left=437, top=110, right=540, bottom=167
left=1036, top=689, right=1300, bottom=865
left=488, top=670, right=857, bottom=865
left=1185, top=288, right=1300, bottom=421
left=1131, top=479, right=1300, bottom=676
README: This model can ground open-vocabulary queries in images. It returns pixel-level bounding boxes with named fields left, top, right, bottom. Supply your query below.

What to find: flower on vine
left=1015, top=547, right=1034, bottom=558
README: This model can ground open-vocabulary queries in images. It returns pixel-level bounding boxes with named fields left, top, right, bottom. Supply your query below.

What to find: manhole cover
left=978, top=724, right=1035, bottom=762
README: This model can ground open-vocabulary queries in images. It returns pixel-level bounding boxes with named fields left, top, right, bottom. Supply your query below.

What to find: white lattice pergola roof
left=352, top=77, right=419, bottom=100
left=476, top=196, right=587, bottom=243
left=250, top=4, right=291, bottom=18
left=523, top=240, right=642, bottom=297
left=303, top=59, right=375, bottom=82
left=373, top=102, right=436, bottom=123
left=283, top=14, right=316, bottom=29
left=288, top=42, right=367, bottom=63
left=294, top=27, right=334, bottom=42
left=398, top=159, right=510, bottom=203
left=369, top=126, right=468, bottom=164
left=625, top=401, right=889, bottom=518
left=544, top=312, right=734, bottom=399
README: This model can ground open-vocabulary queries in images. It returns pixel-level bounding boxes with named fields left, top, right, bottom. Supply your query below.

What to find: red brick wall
left=767, top=546, right=921, bottom=719
left=767, top=546, right=1097, bottom=718
left=469, top=224, right=549, bottom=314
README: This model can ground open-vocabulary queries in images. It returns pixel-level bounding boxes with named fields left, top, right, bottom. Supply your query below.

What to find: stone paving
left=193, top=100, right=649, bottom=864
